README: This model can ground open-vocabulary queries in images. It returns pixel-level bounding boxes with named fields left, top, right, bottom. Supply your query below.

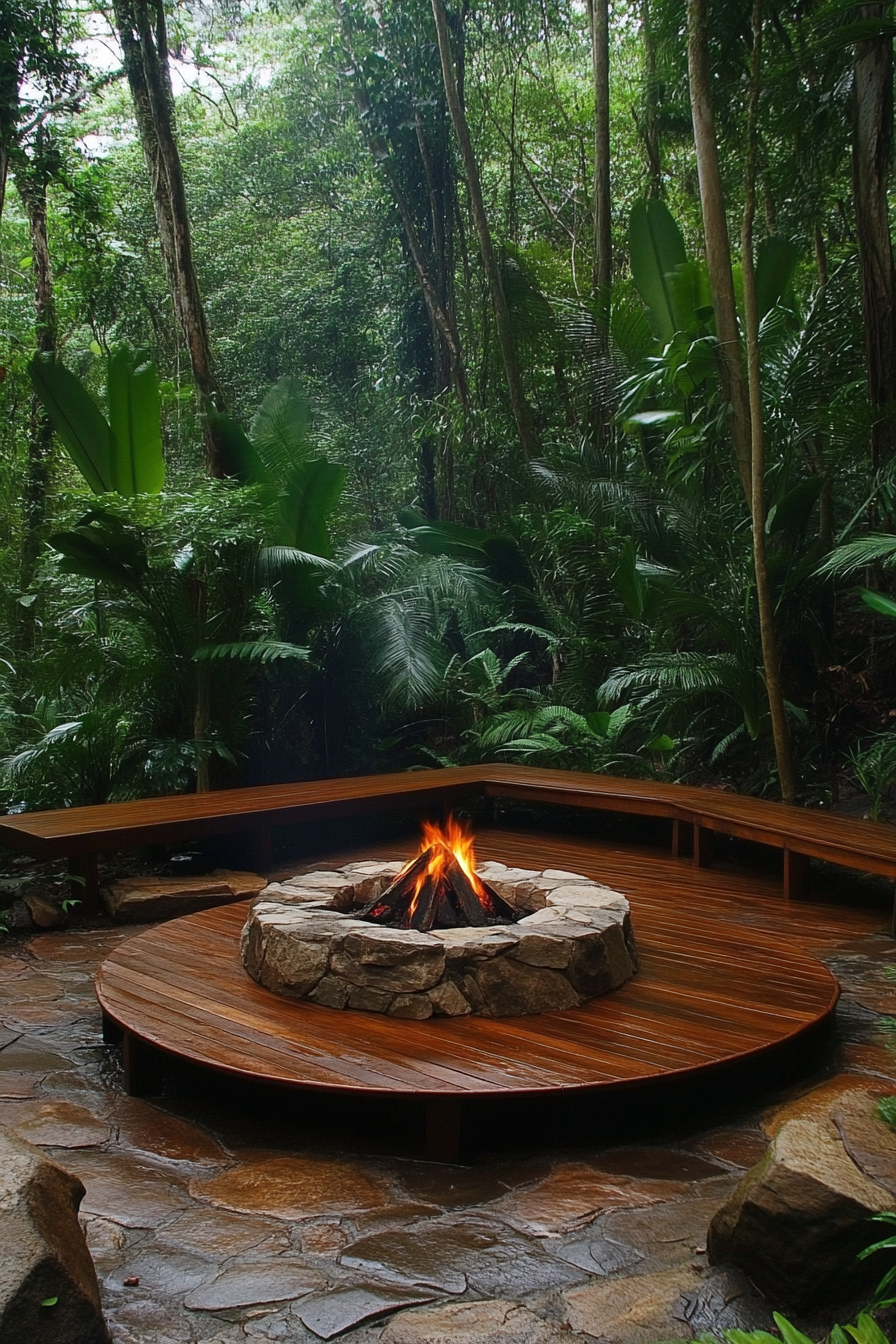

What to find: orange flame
left=401, top=815, right=485, bottom=921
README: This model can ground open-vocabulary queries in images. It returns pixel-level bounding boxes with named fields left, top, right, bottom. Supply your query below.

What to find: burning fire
left=358, top=814, right=516, bottom=931
left=406, top=816, right=485, bottom=920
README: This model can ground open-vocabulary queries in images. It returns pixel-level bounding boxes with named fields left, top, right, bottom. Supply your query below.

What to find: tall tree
left=639, top=0, right=663, bottom=198
left=587, top=0, right=612, bottom=291
left=687, top=0, right=795, bottom=801
left=111, top=0, right=226, bottom=476
left=430, top=0, right=540, bottom=459
left=12, top=132, right=59, bottom=601
left=740, top=0, right=795, bottom=804
left=852, top=2, right=896, bottom=473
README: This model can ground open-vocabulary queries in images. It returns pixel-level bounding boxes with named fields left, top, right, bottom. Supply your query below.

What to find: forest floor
left=0, top=851, right=894, bottom=1344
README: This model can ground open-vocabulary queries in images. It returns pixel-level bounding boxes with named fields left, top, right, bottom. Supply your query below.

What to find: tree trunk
left=740, top=0, right=796, bottom=804
left=431, top=0, right=540, bottom=459
left=587, top=0, right=612, bottom=292
left=112, top=0, right=226, bottom=476
left=852, top=3, right=896, bottom=473
left=641, top=0, right=663, bottom=198
left=16, top=162, right=58, bottom=594
left=686, top=0, right=753, bottom=504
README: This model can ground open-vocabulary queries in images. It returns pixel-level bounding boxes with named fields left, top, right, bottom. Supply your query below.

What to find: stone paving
left=0, top=915, right=894, bottom=1344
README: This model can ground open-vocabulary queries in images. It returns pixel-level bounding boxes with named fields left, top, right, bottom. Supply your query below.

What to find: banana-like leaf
left=48, top=529, right=145, bottom=589
left=615, top=538, right=646, bottom=620
left=755, top=236, right=800, bottom=319
left=107, top=346, right=165, bottom=494
left=283, top=458, right=346, bottom=557
left=629, top=199, right=688, bottom=344
left=766, top=477, right=822, bottom=534
left=400, top=514, right=534, bottom=589
left=28, top=353, right=114, bottom=493
left=209, top=410, right=272, bottom=485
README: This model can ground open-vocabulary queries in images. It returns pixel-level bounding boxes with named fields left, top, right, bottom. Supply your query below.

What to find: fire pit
left=241, top=819, right=638, bottom=1018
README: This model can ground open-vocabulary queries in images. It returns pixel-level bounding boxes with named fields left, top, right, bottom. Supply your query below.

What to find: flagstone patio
left=0, top=858, right=894, bottom=1344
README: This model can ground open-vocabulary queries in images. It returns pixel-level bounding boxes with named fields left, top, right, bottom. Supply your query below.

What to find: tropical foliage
left=1, top=0, right=895, bottom=816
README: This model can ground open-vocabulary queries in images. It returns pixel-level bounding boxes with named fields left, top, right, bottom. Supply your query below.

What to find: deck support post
left=693, top=825, right=714, bottom=869
left=425, top=1097, right=462, bottom=1163
left=122, top=1031, right=165, bottom=1097
left=101, top=1010, right=123, bottom=1045
left=68, top=852, right=99, bottom=915
left=783, top=849, right=809, bottom=901
left=671, top=819, right=693, bottom=858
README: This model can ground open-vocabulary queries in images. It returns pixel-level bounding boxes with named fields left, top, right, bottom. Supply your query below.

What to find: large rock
left=472, top=956, right=579, bottom=1016
left=103, top=869, right=265, bottom=922
left=0, top=1125, right=110, bottom=1343
left=708, top=1090, right=895, bottom=1307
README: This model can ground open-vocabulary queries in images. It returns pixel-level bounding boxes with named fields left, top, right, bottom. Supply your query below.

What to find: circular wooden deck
left=95, top=830, right=840, bottom=1108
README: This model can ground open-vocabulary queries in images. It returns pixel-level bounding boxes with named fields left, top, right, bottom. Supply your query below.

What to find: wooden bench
left=0, top=764, right=893, bottom=930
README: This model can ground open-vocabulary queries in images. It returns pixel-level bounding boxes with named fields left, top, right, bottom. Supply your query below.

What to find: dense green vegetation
left=2, top=0, right=895, bottom=813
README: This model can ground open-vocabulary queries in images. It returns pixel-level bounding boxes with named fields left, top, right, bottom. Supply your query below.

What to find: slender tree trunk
left=587, top=0, right=612, bottom=292
left=852, top=2, right=896, bottom=472
left=740, top=0, right=796, bottom=804
left=686, top=0, right=753, bottom=504
left=112, top=0, right=225, bottom=476
left=431, top=0, right=540, bottom=458
left=17, top=164, right=57, bottom=594
left=641, top=0, right=663, bottom=198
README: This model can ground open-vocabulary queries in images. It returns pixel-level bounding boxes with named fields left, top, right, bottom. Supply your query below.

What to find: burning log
left=358, top=842, right=517, bottom=931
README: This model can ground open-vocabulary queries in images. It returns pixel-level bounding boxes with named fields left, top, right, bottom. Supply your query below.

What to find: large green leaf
left=28, top=353, right=114, bottom=493
left=755, top=236, right=800, bottom=319
left=283, top=458, right=346, bottom=557
left=208, top=410, right=272, bottom=485
left=399, top=512, right=534, bottom=589
left=106, top=346, right=165, bottom=494
left=629, top=199, right=688, bottom=344
left=860, top=588, right=896, bottom=620
left=615, top=538, right=646, bottom=620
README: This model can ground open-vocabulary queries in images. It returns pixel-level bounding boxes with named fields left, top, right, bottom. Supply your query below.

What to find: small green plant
left=60, top=897, right=81, bottom=915
left=653, top=1312, right=891, bottom=1344
left=849, top=734, right=896, bottom=821
left=860, top=1211, right=896, bottom=1309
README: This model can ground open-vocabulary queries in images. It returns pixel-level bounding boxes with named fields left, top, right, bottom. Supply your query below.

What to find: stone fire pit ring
left=241, top=860, right=639, bottom=1019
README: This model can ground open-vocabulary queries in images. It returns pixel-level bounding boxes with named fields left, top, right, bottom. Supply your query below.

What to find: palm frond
left=815, top=535, right=896, bottom=579
left=370, top=596, right=447, bottom=709
left=193, top=641, right=310, bottom=663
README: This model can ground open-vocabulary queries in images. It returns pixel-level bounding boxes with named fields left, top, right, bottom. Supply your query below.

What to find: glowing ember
left=358, top=816, right=516, bottom=932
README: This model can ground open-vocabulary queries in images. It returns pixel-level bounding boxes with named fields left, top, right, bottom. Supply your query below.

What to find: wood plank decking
left=96, top=826, right=885, bottom=1159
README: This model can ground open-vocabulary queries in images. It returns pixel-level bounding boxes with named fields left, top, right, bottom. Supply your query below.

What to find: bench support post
left=693, top=825, right=714, bottom=869
left=425, top=1097, right=462, bottom=1163
left=122, top=1031, right=165, bottom=1097
left=783, top=849, right=810, bottom=901
left=671, top=819, right=693, bottom=858
left=68, top=853, right=99, bottom=916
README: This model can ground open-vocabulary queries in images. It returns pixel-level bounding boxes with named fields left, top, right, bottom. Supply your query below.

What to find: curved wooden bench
left=0, top=764, right=893, bottom=928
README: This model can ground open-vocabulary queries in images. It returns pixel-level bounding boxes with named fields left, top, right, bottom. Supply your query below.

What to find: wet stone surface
left=0, top=897, right=890, bottom=1342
